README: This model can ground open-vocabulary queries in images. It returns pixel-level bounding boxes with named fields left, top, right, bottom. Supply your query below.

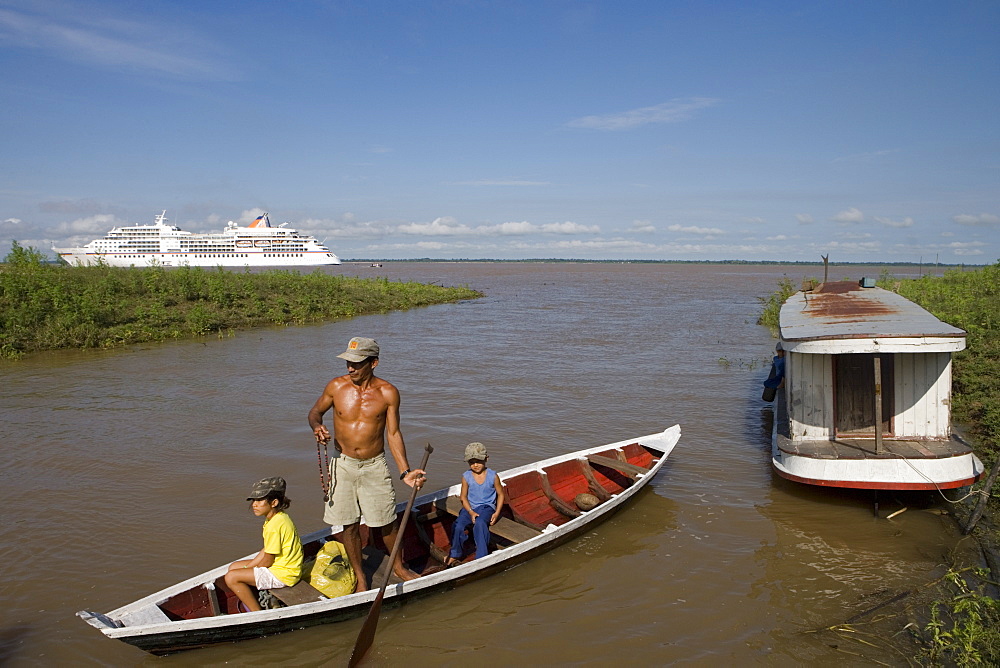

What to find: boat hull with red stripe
left=768, top=281, right=983, bottom=491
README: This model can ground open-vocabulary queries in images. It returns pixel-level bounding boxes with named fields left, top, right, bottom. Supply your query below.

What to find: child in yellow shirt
left=224, top=477, right=303, bottom=612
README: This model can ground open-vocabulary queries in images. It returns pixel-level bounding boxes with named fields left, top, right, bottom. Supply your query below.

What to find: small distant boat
left=370, top=262, right=383, bottom=268
left=54, top=211, right=341, bottom=268
left=769, top=280, right=983, bottom=490
left=78, top=426, right=680, bottom=655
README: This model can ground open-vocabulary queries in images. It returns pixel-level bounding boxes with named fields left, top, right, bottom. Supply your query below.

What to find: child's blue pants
left=449, top=505, right=493, bottom=560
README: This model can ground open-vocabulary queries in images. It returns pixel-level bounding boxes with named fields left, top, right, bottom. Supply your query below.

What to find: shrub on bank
left=0, top=242, right=482, bottom=359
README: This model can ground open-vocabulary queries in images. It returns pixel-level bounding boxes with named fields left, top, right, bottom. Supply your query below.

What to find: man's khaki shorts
left=324, top=452, right=397, bottom=528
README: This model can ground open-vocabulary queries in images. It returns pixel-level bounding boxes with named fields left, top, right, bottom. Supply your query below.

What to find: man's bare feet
left=393, top=566, right=421, bottom=581
left=354, top=578, right=368, bottom=593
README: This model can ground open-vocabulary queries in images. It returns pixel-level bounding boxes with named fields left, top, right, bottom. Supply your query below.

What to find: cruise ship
left=54, top=211, right=341, bottom=268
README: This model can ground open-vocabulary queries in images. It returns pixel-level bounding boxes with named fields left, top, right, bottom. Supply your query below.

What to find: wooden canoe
left=78, top=425, right=681, bottom=655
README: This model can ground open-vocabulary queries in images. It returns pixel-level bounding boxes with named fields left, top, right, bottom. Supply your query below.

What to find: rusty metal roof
left=779, top=281, right=965, bottom=348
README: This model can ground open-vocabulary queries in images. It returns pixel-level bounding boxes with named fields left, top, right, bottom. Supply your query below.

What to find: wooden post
left=821, top=254, right=829, bottom=283
left=874, top=357, right=884, bottom=454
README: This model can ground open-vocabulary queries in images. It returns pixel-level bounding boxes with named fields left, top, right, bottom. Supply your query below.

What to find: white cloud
left=397, top=217, right=473, bottom=236
left=566, top=97, right=719, bottom=130
left=396, top=218, right=599, bottom=237
left=796, top=213, right=814, bottom=224
left=951, top=242, right=985, bottom=256
left=479, top=221, right=537, bottom=235
left=831, top=207, right=864, bottom=224
left=235, top=208, right=267, bottom=225
left=745, top=217, right=766, bottom=224
left=875, top=216, right=914, bottom=228
left=824, top=240, right=882, bottom=252
left=767, top=234, right=788, bottom=241
left=0, top=4, right=234, bottom=80
left=539, top=221, right=600, bottom=234
left=3, top=218, right=22, bottom=225
left=311, top=220, right=391, bottom=239
left=55, top=214, right=120, bottom=235
left=630, top=219, right=655, bottom=233
left=952, top=213, right=1000, bottom=226
left=667, top=223, right=725, bottom=235
left=544, top=238, right=657, bottom=252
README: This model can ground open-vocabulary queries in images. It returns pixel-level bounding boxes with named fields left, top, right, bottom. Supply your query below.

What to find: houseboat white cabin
left=771, top=280, right=983, bottom=490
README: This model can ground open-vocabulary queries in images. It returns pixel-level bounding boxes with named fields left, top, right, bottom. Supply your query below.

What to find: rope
left=316, top=439, right=330, bottom=502
left=888, top=450, right=984, bottom=504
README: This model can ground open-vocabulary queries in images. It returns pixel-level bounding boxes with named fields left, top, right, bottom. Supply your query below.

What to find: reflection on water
left=0, top=262, right=976, bottom=666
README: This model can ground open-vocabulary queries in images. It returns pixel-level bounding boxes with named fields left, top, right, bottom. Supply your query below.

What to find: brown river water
left=1, top=262, right=981, bottom=667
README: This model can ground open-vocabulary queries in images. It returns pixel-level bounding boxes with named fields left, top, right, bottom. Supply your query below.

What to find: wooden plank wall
left=787, top=351, right=953, bottom=441
left=787, top=352, right=834, bottom=440
left=895, top=352, right=952, bottom=439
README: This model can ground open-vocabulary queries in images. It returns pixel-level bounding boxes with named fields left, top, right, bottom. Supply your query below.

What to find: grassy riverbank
left=886, top=264, right=1000, bottom=464
left=758, top=263, right=1000, bottom=665
left=881, top=264, right=1000, bottom=666
left=0, top=242, right=482, bottom=359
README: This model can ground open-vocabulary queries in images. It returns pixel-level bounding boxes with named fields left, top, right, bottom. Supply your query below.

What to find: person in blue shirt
left=446, top=442, right=506, bottom=566
left=763, top=341, right=786, bottom=399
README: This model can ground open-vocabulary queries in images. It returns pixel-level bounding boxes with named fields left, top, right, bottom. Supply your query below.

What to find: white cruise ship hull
left=55, top=211, right=342, bottom=268
left=56, top=250, right=341, bottom=268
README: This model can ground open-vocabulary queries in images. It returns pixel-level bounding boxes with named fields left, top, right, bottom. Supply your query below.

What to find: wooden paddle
left=348, top=443, right=433, bottom=667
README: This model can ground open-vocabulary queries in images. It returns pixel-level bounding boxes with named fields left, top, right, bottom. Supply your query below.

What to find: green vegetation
left=756, top=276, right=798, bottom=333
left=919, top=568, right=1000, bottom=667
left=0, top=242, right=482, bottom=359
left=880, top=263, right=1000, bottom=463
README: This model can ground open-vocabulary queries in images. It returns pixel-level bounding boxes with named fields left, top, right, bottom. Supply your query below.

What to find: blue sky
left=2, top=0, right=998, bottom=263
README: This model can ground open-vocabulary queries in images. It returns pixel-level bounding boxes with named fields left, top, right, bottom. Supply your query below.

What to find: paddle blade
left=348, top=592, right=384, bottom=667
left=348, top=444, right=432, bottom=667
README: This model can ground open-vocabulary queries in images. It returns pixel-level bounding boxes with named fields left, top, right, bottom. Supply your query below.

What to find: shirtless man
left=307, top=336, right=425, bottom=591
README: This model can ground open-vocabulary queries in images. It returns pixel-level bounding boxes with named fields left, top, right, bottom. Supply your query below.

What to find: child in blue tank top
left=447, top=442, right=506, bottom=566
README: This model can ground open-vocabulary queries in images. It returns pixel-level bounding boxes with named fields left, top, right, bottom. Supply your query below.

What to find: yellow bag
left=308, top=540, right=357, bottom=598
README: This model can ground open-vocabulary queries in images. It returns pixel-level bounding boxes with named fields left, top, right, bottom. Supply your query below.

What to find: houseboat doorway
left=834, top=353, right=893, bottom=437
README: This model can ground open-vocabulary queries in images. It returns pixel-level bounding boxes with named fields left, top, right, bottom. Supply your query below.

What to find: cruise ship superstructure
left=55, top=211, right=341, bottom=268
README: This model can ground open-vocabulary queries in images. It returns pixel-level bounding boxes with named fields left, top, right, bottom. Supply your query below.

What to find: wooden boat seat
left=117, top=603, right=172, bottom=627
left=586, top=454, right=648, bottom=479
left=574, top=458, right=613, bottom=501
left=502, top=471, right=575, bottom=530
left=435, top=496, right=541, bottom=544
left=412, top=513, right=451, bottom=565
left=620, top=442, right=658, bottom=469
left=269, top=579, right=328, bottom=607
left=544, top=459, right=608, bottom=508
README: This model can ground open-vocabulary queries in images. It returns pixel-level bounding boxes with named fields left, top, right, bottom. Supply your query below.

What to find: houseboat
left=770, top=280, right=983, bottom=490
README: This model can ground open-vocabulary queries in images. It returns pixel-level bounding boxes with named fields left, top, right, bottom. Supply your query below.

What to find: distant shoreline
left=342, top=258, right=984, bottom=267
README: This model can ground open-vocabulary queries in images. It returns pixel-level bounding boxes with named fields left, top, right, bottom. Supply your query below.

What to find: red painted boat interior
left=155, top=444, right=662, bottom=621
